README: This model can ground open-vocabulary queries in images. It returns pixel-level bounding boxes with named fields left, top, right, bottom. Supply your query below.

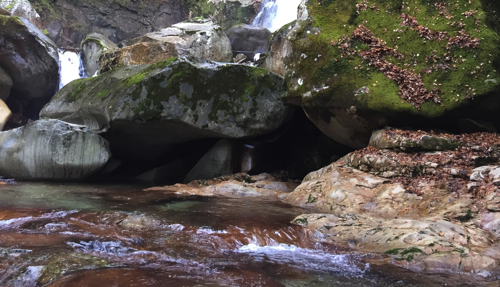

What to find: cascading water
left=58, top=49, right=87, bottom=90
left=252, top=0, right=303, bottom=32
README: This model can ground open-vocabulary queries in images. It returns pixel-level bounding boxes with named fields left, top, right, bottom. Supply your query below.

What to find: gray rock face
left=0, top=119, right=111, bottom=180
left=80, top=33, right=117, bottom=77
left=184, top=139, right=235, bottom=183
left=0, top=16, right=59, bottom=118
left=0, top=66, right=12, bottom=101
left=226, top=24, right=271, bottom=59
left=99, top=20, right=233, bottom=73
left=0, top=0, right=42, bottom=28
left=32, top=0, right=188, bottom=48
left=40, top=57, right=293, bottom=161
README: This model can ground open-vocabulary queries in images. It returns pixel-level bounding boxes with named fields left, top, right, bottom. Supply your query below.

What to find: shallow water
left=0, top=182, right=492, bottom=286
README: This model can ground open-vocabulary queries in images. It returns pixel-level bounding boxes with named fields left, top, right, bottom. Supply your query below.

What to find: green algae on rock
left=277, top=0, right=500, bottom=148
left=40, top=57, right=294, bottom=161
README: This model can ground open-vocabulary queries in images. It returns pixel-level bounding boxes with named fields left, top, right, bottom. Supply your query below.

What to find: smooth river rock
left=0, top=119, right=111, bottom=180
left=40, top=57, right=293, bottom=161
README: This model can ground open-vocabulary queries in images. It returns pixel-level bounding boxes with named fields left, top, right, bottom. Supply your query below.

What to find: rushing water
left=58, top=50, right=87, bottom=90
left=0, top=182, right=486, bottom=286
left=252, top=0, right=303, bottom=32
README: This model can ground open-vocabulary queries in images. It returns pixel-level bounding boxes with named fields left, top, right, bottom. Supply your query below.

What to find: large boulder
left=0, top=119, right=111, bottom=180
left=80, top=33, right=117, bottom=77
left=184, top=139, right=235, bottom=183
left=99, top=20, right=233, bottom=73
left=0, top=15, right=59, bottom=119
left=0, top=66, right=12, bottom=101
left=226, top=24, right=271, bottom=59
left=0, top=0, right=42, bottom=28
left=274, top=0, right=500, bottom=149
left=40, top=57, right=294, bottom=161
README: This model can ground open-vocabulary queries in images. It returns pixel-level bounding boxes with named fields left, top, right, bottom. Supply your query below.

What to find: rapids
left=0, top=182, right=484, bottom=286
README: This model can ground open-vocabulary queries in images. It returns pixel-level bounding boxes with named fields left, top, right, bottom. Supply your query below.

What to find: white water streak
left=58, top=50, right=87, bottom=89
left=252, top=0, right=303, bottom=32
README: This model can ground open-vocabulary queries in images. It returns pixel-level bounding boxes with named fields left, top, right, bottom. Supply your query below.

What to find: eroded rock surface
left=40, top=57, right=293, bottom=161
left=0, top=119, right=111, bottom=179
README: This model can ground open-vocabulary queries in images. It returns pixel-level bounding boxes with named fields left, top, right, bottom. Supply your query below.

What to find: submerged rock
left=80, top=33, right=117, bottom=77
left=0, top=15, right=59, bottom=119
left=40, top=57, right=293, bottom=161
left=147, top=173, right=298, bottom=198
left=0, top=119, right=111, bottom=180
left=99, top=20, right=233, bottom=73
left=272, top=0, right=500, bottom=148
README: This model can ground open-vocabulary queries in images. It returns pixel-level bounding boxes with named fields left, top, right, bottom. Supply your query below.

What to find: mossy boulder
left=0, top=119, right=111, bottom=180
left=40, top=57, right=294, bottom=161
left=80, top=33, right=117, bottom=77
left=0, top=0, right=42, bottom=28
left=186, top=0, right=259, bottom=31
left=0, top=15, right=59, bottom=119
left=277, top=0, right=500, bottom=148
left=99, top=20, right=233, bottom=73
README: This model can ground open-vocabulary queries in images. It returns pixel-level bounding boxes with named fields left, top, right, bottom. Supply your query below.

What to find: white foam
left=235, top=243, right=368, bottom=276
left=252, top=0, right=303, bottom=32
left=0, top=210, right=78, bottom=229
left=58, top=50, right=87, bottom=89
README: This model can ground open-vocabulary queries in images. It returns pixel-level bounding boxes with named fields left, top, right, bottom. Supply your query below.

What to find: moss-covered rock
left=40, top=57, right=294, bottom=161
left=80, top=33, right=117, bottom=77
left=0, top=0, right=42, bottom=28
left=99, top=20, right=233, bottom=73
left=186, top=0, right=259, bottom=31
left=277, top=0, right=500, bottom=148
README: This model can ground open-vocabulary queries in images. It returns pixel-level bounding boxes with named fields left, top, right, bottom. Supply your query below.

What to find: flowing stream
left=0, top=182, right=471, bottom=286
left=252, top=0, right=303, bottom=32
left=58, top=50, right=86, bottom=90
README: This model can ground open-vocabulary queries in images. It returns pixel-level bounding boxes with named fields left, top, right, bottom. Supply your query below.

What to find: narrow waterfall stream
left=252, top=0, right=303, bottom=32
left=58, top=50, right=87, bottom=90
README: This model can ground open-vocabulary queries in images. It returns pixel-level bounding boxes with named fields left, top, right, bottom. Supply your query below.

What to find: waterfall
left=252, top=0, right=302, bottom=32
left=58, top=50, right=87, bottom=90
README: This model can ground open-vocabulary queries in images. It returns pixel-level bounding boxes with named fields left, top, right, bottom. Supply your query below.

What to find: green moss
left=400, top=247, right=423, bottom=256
left=97, top=90, right=108, bottom=98
left=42, top=28, right=49, bottom=35
left=385, top=248, right=401, bottom=255
left=284, top=0, right=500, bottom=118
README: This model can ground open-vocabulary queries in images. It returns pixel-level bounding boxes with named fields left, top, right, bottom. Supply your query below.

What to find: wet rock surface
left=99, top=20, right=233, bottom=73
left=40, top=57, right=293, bottom=161
left=0, top=0, right=41, bottom=28
left=0, top=119, right=111, bottom=180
